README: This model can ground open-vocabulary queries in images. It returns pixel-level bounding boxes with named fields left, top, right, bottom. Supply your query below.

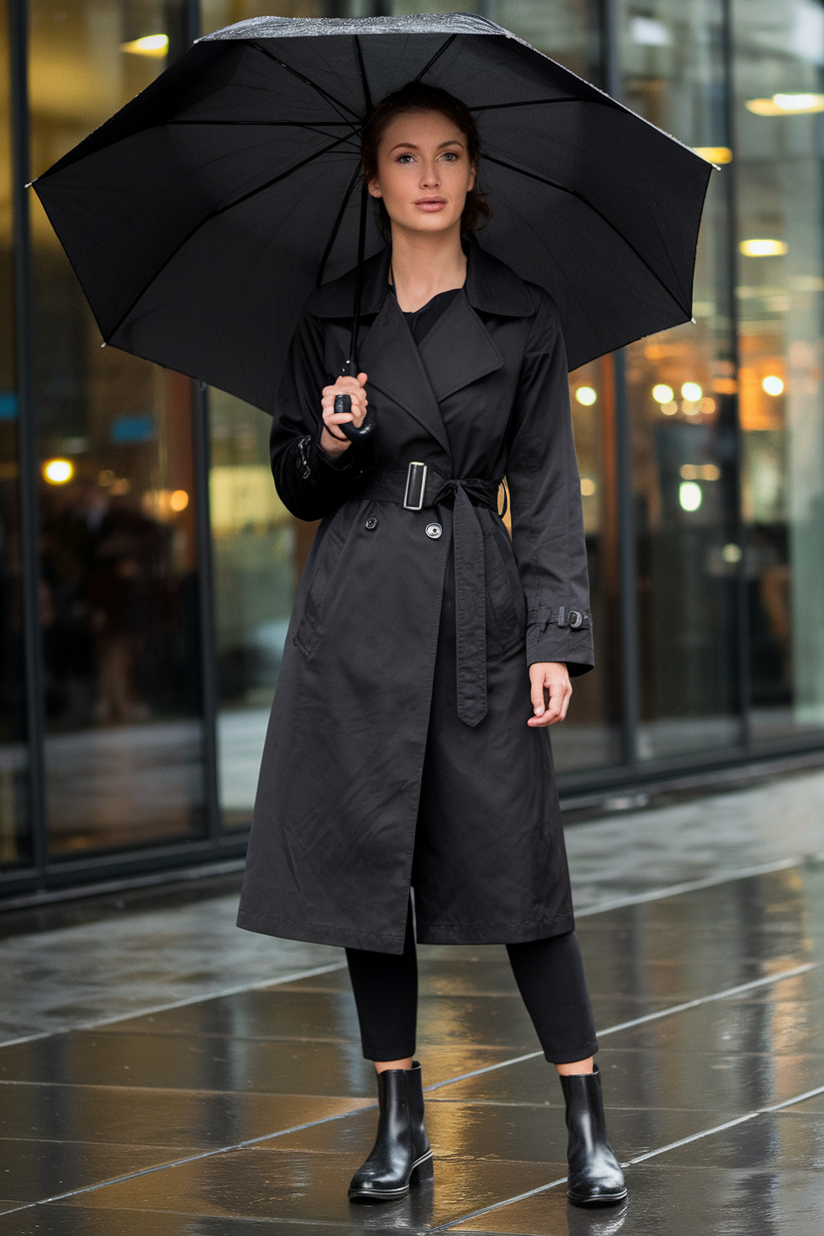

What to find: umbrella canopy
left=33, top=12, right=712, bottom=414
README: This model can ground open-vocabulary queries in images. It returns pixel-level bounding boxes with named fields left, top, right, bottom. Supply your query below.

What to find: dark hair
left=360, top=81, right=490, bottom=239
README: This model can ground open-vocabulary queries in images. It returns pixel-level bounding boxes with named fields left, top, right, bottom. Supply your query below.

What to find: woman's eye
left=397, top=154, right=415, bottom=164
left=441, top=152, right=459, bottom=161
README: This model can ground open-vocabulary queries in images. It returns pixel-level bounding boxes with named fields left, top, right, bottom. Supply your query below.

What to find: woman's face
left=367, top=109, right=476, bottom=237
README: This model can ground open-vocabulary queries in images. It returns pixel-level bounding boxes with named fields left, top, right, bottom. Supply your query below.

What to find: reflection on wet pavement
left=1, top=845, right=824, bottom=1230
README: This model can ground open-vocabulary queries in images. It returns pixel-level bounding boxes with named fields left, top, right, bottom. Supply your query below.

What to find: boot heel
left=410, top=1152, right=434, bottom=1184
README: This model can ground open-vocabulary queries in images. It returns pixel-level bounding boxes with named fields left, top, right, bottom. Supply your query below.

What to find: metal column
left=601, top=0, right=640, bottom=766
left=9, top=0, right=48, bottom=882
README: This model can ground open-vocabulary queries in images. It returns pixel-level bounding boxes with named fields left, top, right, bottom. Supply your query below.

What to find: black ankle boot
left=348, top=1061, right=433, bottom=1202
left=560, top=1065, right=627, bottom=1207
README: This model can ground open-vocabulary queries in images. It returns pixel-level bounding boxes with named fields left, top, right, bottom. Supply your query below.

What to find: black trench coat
left=237, top=241, right=595, bottom=954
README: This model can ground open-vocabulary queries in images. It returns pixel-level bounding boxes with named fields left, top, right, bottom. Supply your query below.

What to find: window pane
left=28, top=0, right=206, bottom=854
left=621, top=0, right=743, bottom=761
left=0, top=0, right=30, bottom=868
left=209, top=391, right=297, bottom=826
left=733, top=0, right=824, bottom=743
left=552, top=359, right=622, bottom=771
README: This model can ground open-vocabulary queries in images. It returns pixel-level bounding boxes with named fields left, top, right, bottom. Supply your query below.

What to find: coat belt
left=358, top=466, right=502, bottom=728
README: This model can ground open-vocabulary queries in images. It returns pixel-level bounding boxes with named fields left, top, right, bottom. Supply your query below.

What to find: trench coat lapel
left=417, top=291, right=502, bottom=404
left=359, top=295, right=453, bottom=458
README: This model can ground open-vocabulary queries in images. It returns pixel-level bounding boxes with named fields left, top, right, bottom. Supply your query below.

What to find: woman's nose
left=420, top=164, right=440, bottom=187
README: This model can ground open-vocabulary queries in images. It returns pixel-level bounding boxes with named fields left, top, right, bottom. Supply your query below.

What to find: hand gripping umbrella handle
left=334, top=392, right=376, bottom=442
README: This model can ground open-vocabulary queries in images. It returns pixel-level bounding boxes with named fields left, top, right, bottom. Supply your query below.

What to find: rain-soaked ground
left=2, top=765, right=824, bottom=1234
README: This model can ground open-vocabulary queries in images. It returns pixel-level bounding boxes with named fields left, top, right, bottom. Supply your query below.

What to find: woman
left=238, top=81, right=626, bottom=1210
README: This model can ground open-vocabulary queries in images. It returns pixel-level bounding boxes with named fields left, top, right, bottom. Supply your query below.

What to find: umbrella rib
left=316, top=164, right=362, bottom=289
left=211, top=136, right=360, bottom=217
left=102, top=134, right=355, bottom=345
left=484, top=153, right=692, bottom=317
left=414, top=34, right=458, bottom=82
left=471, top=97, right=582, bottom=112
left=353, top=36, right=373, bottom=112
left=166, top=119, right=357, bottom=127
left=251, top=42, right=362, bottom=124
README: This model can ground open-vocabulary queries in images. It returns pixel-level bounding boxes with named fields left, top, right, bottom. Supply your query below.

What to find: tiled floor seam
left=0, top=959, right=817, bottom=1220
left=429, top=1081, right=824, bottom=1232
left=0, top=1103, right=380, bottom=1221
left=572, top=854, right=811, bottom=918
left=421, top=960, right=819, bottom=1092
left=4, top=853, right=817, bottom=1052
left=0, top=960, right=350, bottom=1050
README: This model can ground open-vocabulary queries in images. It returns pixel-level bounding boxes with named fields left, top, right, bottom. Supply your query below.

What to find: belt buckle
left=403, top=462, right=428, bottom=511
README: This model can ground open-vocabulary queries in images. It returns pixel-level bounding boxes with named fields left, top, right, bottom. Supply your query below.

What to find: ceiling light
left=693, top=146, right=732, bottom=164
left=679, top=482, right=702, bottom=512
left=43, top=459, right=74, bottom=484
left=121, top=34, right=169, bottom=57
left=652, top=383, right=674, bottom=403
left=774, top=92, right=824, bottom=111
left=762, top=375, right=784, bottom=396
left=575, top=386, right=597, bottom=405
left=630, top=16, right=670, bottom=45
left=739, top=239, right=788, bottom=257
left=745, top=94, right=824, bottom=115
left=681, top=381, right=703, bottom=401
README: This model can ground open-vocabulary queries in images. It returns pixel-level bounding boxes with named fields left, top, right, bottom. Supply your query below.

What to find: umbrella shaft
left=345, top=181, right=370, bottom=376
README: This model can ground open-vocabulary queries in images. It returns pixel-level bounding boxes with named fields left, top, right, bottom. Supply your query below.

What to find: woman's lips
left=415, top=198, right=446, bottom=211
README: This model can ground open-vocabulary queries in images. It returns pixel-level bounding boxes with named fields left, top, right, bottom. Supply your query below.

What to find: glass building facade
left=2, top=0, right=824, bottom=901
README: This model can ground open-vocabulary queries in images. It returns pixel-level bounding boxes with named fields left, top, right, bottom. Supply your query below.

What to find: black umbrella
left=33, top=12, right=712, bottom=424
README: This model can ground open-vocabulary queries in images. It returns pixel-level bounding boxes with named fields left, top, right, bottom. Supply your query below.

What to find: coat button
left=365, top=516, right=378, bottom=530
left=425, top=522, right=443, bottom=539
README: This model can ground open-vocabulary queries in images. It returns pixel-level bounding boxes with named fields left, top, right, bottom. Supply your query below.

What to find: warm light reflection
left=580, top=477, right=597, bottom=496
left=681, top=381, right=703, bottom=401
left=652, top=383, right=674, bottom=403
left=43, top=459, right=74, bottom=484
left=693, top=146, right=732, bottom=164
left=722, top=543, right=742, bottom=563
left=121, top=34, right=169, bottom=57
left=575, top=386, right=597, bottom=405
left=762, top=375, right=784, bottom=396
left=740, top=239, right=788, bottom=257
left=170, top=489, right=189, bottom=512
left=679, top=481, right=702, bottom=511
left=681, top=464, right=720, bottom=481
left=661, top=401, right=678, bottom=416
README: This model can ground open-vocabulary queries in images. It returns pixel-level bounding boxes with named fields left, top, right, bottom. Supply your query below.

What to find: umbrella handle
left=334, top=393, right=376, bottom=442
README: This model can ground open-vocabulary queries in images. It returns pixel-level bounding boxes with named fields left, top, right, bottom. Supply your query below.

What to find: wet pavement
left=2, top=771, right=824, bottom=1232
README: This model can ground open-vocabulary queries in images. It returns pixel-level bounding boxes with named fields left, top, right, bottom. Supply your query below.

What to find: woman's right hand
left=320, top=372, right=368, bottom=457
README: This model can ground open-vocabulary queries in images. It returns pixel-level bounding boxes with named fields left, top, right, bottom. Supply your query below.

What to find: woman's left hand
left=527, top=661, right=571, bottom=727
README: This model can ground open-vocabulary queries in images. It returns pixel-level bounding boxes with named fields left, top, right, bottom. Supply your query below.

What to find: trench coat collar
left=309, top=241, right=536, bottom=455
left=310, top=238, right=537, bottom=322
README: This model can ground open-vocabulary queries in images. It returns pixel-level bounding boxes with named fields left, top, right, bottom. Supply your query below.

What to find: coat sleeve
left=269, top=306, right=367, bottom=521
left=505, top=292, right=595, bottom=676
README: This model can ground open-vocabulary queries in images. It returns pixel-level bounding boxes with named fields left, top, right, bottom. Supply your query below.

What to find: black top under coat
left=396, top=287, right=462, bottom=344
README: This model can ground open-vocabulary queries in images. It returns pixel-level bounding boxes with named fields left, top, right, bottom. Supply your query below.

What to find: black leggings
left=345, top=901, right=598, bottom=1065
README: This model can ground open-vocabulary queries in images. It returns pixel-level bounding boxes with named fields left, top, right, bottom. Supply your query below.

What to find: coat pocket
left=294, top=524, right=345, bottom=657
left=484, top=523, right=527, bottom=657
